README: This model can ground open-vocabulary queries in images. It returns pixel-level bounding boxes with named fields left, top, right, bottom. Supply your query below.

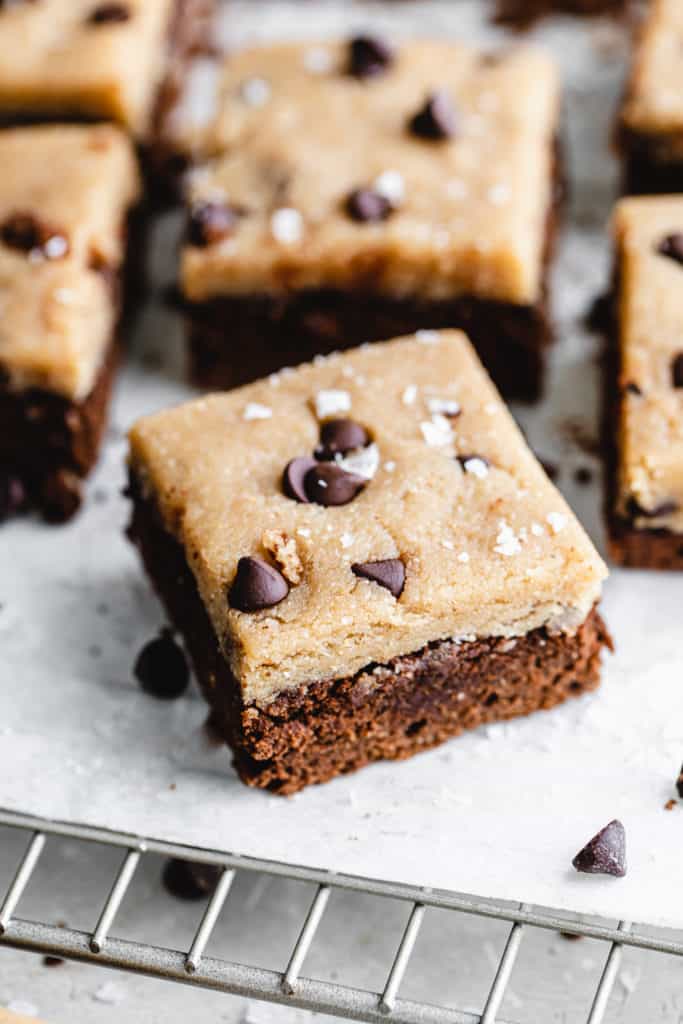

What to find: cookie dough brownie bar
left=619, top=0, right=683, bottom=195
left=605, top=197, right=683, bottom=568
left=0, top=0, right=215, bottom=142
left=128, top=330, right=610, bottom=794
left=0, top=124, right=141, bottom=523
left=164, top=38, right=562, bottom=401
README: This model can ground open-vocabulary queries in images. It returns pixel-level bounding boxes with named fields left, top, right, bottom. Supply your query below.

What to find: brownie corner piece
left=0, top=123, right=141, bottom=524
left=170, top=37, right=561, bottom=401
left=604, top=196, right=683, bottom=568
left=128, top=329, right=610, bottom=794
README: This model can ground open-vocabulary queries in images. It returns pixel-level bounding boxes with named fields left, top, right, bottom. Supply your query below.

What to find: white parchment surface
left=2, top=3, right=682, bottom=931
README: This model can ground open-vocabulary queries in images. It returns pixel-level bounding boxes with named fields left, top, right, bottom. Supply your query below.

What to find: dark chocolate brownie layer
left=495, top=0, right=627, bottom=26
left=128, top=475, right=612, bottom=795
left=602, top=301, right=683, bottom=569
left=618, top=128, right=683, bottom=197
left=0, top=339, right=118, bottom=523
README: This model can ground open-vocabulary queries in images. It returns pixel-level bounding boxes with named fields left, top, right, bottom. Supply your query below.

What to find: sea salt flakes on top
left=243, top=402, right=272, bottom=421
left=270, top=207, right=303, bottom=245
left=240, top=76, right=271, bottom=107
left=420, top=414, right=455, bottom=448
left=547, top=512, right=568, bottom=534
left=427, top=396, right=461, bottom=417
left=494, top=521, right=522, bottom=557
left=373, top=169, right=405, bottom=206
left=314, top=389, right=351, bottom=419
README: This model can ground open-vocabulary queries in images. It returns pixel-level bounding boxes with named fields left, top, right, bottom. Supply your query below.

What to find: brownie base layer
left=602, top=302, right=683, bottom=569
left=185, top=289, right=550, bottom=401
left=618, top=129, right=683, bottom=197
left=0, top=339, right=118, bottom=523
left=494, top=0, right=627, bottom=26
left=128, top=476, right=612, bottom=795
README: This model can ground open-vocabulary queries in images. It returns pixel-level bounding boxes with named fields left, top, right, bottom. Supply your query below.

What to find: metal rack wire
left=1, top=809, right=682, bottom=1023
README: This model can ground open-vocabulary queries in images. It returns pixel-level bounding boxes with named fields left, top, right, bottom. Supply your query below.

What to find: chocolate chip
left=574, top=466, right=593, bottom=486
left=1, top=212, right=69, bottom=260
left=672, top=353, right=683, bottom=388
left=87, top=3, right=131, bottom=24
left=627, top=497, right=679, bottom=520
left=162, top=858, right=222, bottom=901
left=657, top=233, right=683, bottom=265
left=186, top=202, right=242, bottom=247
left=572, top=819, right=626, bottom=877
left=348, top=35, right=394, bottom=79
left=352, top=558, right=405, bottom=598
left=677, top=764, right=683, bottom=799
left=345, top=188, right=393, bottom=224
left=317, top=419, right=369, bottom=459
left=409, top=91, right=457, bottom=141
left=0, top=472, right=26, bottom=522
left=283, top=456, right=317, bottom=503
left=229, top=555, right=289, bottom=611
left=624, top=381, right=642, bottom=396
left=42, top=956, right=65, bottom=968
left=304, top=463, right=366, bottom=507
left=134, top=628, right=189, bottom=699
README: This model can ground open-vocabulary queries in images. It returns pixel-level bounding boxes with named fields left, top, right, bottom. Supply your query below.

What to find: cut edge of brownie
left=178, top=142, right=564, bottom=403
left=494, top=0, right=629, bottom=29
left=601, top=287, right=683, bottom=570
left=127, top=472, right=612, bottom=796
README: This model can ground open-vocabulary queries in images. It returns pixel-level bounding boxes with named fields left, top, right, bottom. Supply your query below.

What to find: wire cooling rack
left=1, top=809, right=682, bottom=1023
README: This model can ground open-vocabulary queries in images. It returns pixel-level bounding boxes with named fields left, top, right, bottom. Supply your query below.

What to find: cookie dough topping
left=352, top=558, right=405, bottom=598
left=229, top=555, right=289, bottom=612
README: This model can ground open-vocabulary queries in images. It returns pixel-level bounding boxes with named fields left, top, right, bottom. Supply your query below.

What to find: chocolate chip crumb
left=624, top=381, right=642, bottom=396
left=304, top=462, right=366, bottom=507
left=42, top=956, right=65, bottom=967
left=665, top=799, right=677, bottom=811
left=283, top=456, right=317, bottom=503
left=1, top=212, right=69, bottom=260
left=671, top=353, right=683, bottom=388
left=162, top=858, right=222, bottom=901
left=352, top=558, right=405, bottom=598
left=186, top=202, right=242, bottom=247
left=345, top=188, right=393, bottom=223
left=87, top=3, right=131, bottom=24
left=574, top=466, right=593, bottom=486
left=317, top=418, right=369, bottom=459
left=229, top=555, right=289, bottom=612
left=572, top=819, right=626, bottom=877
left=559, top=932, right=582, bottom=942
left=657, top=233, right=683, bottom=266
left=134, top=628, right=189, bottom=699
left=409, top=91, right=457, bottom=141
left=348, top=35, right=394, bottom=79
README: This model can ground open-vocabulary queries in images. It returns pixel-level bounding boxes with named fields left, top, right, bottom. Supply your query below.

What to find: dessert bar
left=619, top=0, right=683, bottom=195
left=128, top=330, right=610, bottom=794
left=0, top=124, right=141, bottom=523
left=164, top=38, right=562, bottom=400
left=605, top=197, right=683, bottom=568
left=0, top=0, right=215, bottom=141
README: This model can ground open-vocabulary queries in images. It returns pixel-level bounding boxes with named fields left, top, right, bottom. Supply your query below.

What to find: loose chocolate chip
left=162, top=858, right=222, bottom=901
left=186, top=202, right=242, bottom=247
left=624, top=381, right=642, bottom=396
left=345, top=188, right=393, bottom=223
left=352, top=558, right=405, bottom=598
left=304, top=463, right=366, bottom=507
left=283, top=456, right=317, bottom=503
left=572, top=819, right=626, bottom=877
left=42, top=956, right=65, bottom=967
left=627, top=497, right=679, bottom=520
left=657, top=233, right=683, bottom=265
left=88, top=3, right=131, bottom=24
left=559, top=932, right=583, bottom=942
left=0, top=472, right=26, bottom=522
left=348, top=35, right=394, bottom=79
left=409, top=90, right=457, bottom=140
left=317, top=418, right=369, bottom=459
left=671, top=353, right=683, bottom=388
left=134, top=628, right=189, bottom=699
left=1, top=212, right=69, bottom=260
left=229, top=555, right=289, bottom=611
left=574, top=466, right=593, bottom=486
left=677, top=764, right=683, bottom=799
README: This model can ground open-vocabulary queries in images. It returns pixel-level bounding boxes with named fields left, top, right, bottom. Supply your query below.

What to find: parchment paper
left=3, top=2, right=683, bottom=931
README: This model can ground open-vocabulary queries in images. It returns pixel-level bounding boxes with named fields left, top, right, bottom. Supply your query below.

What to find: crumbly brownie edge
left=181, top=143, right=563, bottom=402
left=601, top=286, right=683, bottom=569
left=127, top=473, right=612, bottom=795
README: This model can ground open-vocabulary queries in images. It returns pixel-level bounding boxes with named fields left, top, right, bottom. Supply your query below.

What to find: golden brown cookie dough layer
left=611, top=197, right=683, bottom=537
left=0, top=124, right=141, bottom=400
left=130, top=330, right=607, bottom=705
left=0, top=0, right=178, bottom=137
left=172, top=39, right=560, bottom=305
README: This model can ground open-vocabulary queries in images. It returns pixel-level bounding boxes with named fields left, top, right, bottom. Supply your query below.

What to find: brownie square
left=0, top=124, right=141, bottom=523
left=163, top=38, right=562, bottom=401
left=618, top=0, right=683, bottom=195
left=604, top=197, right=683, bottom=568
left=0, top=0, right=215, bottom=142
left=128, top=330, right=610, bottom=794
